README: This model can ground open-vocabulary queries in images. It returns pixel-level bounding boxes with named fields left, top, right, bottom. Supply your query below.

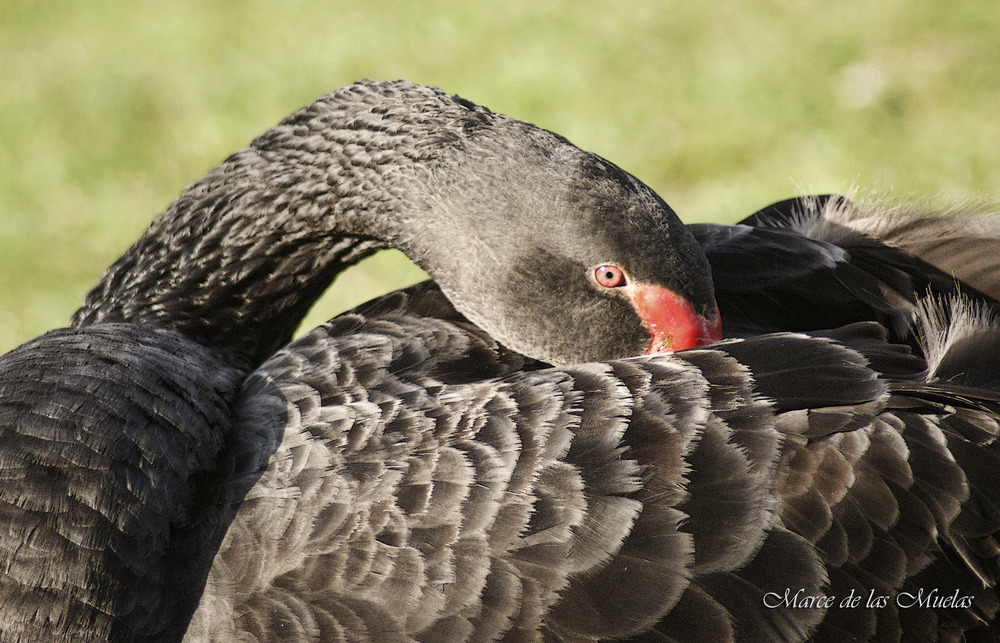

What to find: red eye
left=594, top=264, right=627, bottom=288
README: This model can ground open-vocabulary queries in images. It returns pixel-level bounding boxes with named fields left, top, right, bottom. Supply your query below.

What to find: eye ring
left=594, top=264, right=627, bottom=288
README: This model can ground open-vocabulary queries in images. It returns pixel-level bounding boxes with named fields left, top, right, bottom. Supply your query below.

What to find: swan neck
left=69, top=146, right=403, bottom=371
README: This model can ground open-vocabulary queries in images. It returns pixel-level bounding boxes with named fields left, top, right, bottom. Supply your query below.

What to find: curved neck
left=70, top=84, right=460, bottom=370
left=70, top=191, right=387, bottom=370
left=68, top=80, right=712, bottom=370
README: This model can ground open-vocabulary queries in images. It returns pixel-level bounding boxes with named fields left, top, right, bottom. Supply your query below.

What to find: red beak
left=627, top=283, right=723, bottom=353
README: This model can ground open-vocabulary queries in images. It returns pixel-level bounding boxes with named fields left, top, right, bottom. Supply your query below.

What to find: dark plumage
left=692, top=194, right=1000, bottom=341
left=2, top=80, right=1000, bottom=642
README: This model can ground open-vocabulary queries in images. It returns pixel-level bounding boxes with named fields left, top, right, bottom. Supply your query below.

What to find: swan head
left=252, top=80, right=724, bottom=365
left=349, top=83, right=723, bottom=364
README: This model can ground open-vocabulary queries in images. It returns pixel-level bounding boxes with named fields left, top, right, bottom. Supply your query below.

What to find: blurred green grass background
left=3, top=0, right=999, bottom=353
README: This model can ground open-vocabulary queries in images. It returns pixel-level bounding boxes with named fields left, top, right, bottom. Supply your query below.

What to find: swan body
left=1, top=80, right=999, bottom=642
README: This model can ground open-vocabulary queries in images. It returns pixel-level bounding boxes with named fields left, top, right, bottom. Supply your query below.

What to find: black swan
left=2, top=80, right=999, bottom=642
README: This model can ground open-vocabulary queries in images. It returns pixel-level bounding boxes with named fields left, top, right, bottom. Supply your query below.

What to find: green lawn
left=3, top=0, right=999, bottom=353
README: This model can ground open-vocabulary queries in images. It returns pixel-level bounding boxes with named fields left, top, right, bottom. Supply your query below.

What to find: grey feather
left=3, top=81, right=1000, bottom=643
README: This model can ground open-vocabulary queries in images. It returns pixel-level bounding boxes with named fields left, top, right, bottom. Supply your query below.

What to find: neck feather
left=70, top=179, right=386, bottom=369
left=69, top=82, right=468, bottom=370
